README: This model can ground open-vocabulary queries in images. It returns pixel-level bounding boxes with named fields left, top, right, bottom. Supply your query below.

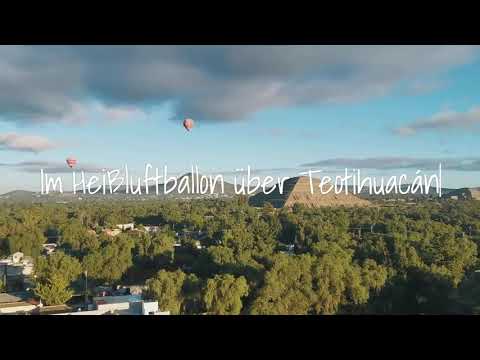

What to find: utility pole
left=3, top=263, right=7, bottom=293
left=84, top=270, right=88, bottom=306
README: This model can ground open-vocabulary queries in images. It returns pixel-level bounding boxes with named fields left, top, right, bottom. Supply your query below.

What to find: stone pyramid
left=249, top=176, right=371, bottom=208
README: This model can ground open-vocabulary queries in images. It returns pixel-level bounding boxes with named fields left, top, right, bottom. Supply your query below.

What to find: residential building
left=42, top=243, right=57, bottom=255
left=103, top=228, right=122, bottom=237
left=116, top=223, right=135, bottom=231
left=0, top=252, right=34, bottom=277
left=143, top=225, right=160, bottom=233
left=56, top=295, right=169, bottom=315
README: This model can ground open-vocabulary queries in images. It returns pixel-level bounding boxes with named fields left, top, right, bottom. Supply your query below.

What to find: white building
left=0, top=301, right=37, bottom=314
left=0, top=293, right=37, bottom=314
left=103, top=228, right=122, bottom=237
left=143, top=226, right=160, bottom=233
left=0, top=252, right=34, bottom=277
left=116, top=223, right=135, bottom=231
left=57, top=295, right=170, bottom=315
left=42, top=243, right=57, bottom=255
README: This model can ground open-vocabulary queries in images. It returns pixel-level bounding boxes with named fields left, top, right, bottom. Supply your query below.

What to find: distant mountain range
left=0, top=190, right=42, bottom=201
left=0, top=173, right=255, bottom=203
left=0, top=173, right=473, bottom=204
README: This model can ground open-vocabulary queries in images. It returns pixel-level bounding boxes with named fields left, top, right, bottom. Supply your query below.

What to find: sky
left=0, top=45, right=479, bottom=193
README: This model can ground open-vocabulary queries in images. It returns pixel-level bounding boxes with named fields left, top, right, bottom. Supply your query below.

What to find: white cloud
left=301, top=157, right=480, bottom=172
left=99, top=104, right=147, bottom=122
left=0, top=45, right=477, bottom=124
left=395, top=106, right=480, bottom=135
left=0, top=133, right=57, bottom=153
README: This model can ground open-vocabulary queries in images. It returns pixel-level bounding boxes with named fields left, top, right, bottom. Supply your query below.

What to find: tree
left=458, top=272, right=480, bottom=314
left=59, top=220, right=99, bottom=253
left=1, top=195, right=480, bottom=315
left=249, top=254, right=315, bottom=315
left=311, top=240, right=388, bottom=314
left=203, top=274, right=249, bottom=315
left=182, top=273, right=203, bottom=314
left=310, top=253, right=349, bottom=314
left=35, top=251, right=82, bottom=284
left=0, top=277, right=5, bottom=293
left=33, top=252, right=82, bottom=306
left=135, top=229, right=175, bottom=265
left=35, top=274, right=74, bottom=306
left=83, top=234, right=134, bottom=284
left=145, top=269, right=187, bottom=315
left=7, top=228, right=46, bottom=257
left=208, top=246, right=236, bottom=268
left=361, top=259, right=388, bottom=292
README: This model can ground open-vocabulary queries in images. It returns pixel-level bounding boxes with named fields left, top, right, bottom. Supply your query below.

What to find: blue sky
left=0, top=46, right=479, bottom=193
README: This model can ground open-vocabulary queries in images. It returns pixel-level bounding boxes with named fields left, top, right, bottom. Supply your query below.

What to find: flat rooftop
left=0, top=293, right=22, bottom=303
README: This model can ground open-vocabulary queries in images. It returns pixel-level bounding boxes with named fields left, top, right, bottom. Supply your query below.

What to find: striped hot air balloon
left=66, top=157, right=77, bottom=168
left=183, top=118, right=194, bottom=132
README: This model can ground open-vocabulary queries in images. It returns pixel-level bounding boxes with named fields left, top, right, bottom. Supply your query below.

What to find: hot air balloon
left=183, top=118, right=194, bottom=132
left=66, top=157, right=77, bottom=168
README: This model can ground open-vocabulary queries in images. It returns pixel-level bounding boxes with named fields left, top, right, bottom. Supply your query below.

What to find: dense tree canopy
left=203, top=274, right=249, bottom=315
left=1, top=197, right=479, bottom=314
left=83, top=234, right=135, bottom=284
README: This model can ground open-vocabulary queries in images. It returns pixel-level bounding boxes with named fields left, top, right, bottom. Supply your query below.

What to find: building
left=0, top=293, right=38, bottom=314
left=143, top=225, right=160, bottom=233
left=0, top=252, right=34, bottom=277
left=116, top=223, right=135, bottom=231
left=103, top=228, right=122, bottom=237
left=42, top=243, right=57, bottom=255
left=57, top=295, right=169, bottom=315
left=0, top=290, right=169, bottom=315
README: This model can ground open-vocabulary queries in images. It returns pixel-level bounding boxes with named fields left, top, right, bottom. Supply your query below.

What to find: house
left=0, top=252, right=34, bottom=277
left=42, top=243, right=57, bottom=255
left=116, top=223, right=135, bottom=231
left=143, top=225, right=160, bottom=233
left=103, top=228, right=122, bottom=237
left=178, top=229, right=208, bottom=241
left=55, top=295, right=170, bottom=315
left=0, top=301, right=38, bottom=314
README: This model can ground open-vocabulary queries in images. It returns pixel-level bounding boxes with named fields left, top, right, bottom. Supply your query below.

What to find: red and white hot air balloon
left=183, top=118, right=194, bottom=132
left=66, top=157, right=77, bottom=169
